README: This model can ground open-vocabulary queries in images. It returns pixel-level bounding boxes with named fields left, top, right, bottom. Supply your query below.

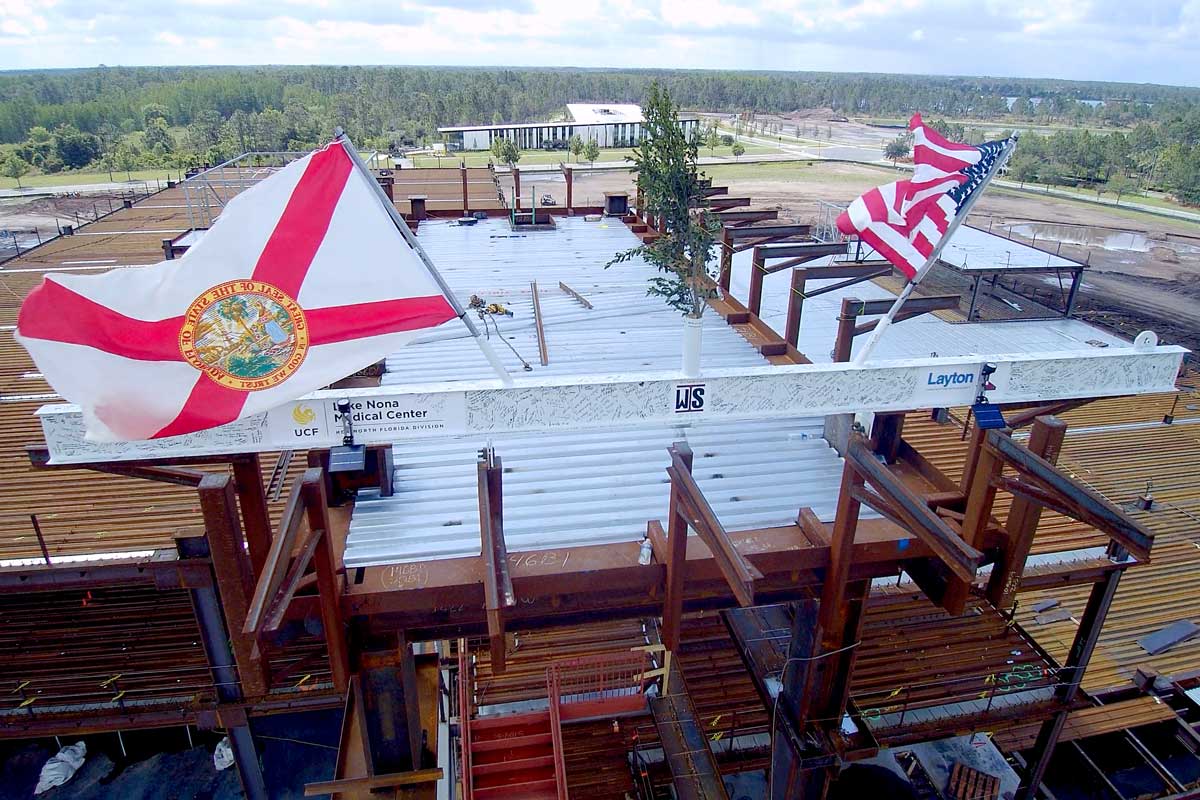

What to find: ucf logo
left=674, top=383, right=705, bottom=414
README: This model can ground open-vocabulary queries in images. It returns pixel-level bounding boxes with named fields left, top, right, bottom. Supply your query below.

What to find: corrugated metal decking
left=345, top=416, right=856, bottom=567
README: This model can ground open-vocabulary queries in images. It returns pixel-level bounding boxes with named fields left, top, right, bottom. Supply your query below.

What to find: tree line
left=0, top=66, right=1197, bottom=202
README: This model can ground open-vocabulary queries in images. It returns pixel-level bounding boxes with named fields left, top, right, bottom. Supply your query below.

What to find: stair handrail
left=458, top=638, right=474, bottom=800
left=549, top=650, right=654, bottom=706
left=546, top=666, right=570, bottom=800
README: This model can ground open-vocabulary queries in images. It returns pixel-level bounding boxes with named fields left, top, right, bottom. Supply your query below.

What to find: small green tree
left=583, top=138, right=600, bottom=165
left=569, top=134, right=584, bottom=163
left=607, top=82, right=717, bottom=318
left=499, top=138, right=521, bottom=168
left=1106, top=173, right=1137, bottom=205
left=731, top=142, right=745, bottom=161
left=143, top=119, right=174, bottom=154
left=113, top=145, right=137, bottom=181
left=885, top=133, right=912, bottom=166
left=490, top=136, right=505, bottom=163
left=705, top=124, right=721, bottom=155
left=3, top=154, right=30, bottom=188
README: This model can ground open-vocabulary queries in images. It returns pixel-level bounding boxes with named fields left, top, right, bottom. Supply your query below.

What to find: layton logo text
left=926, top=370, right=978, bottom=388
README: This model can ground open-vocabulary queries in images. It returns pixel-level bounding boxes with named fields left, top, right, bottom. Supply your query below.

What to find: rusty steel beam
left=986, top=430, right=1153, bottom=560
left=716, top=210, right=780, bottom=226
left=988, top=416, right=1068, bottom=607
left=942, top=428, right=1005, bottom=615
left=846, top=436, right=983, bottom=583
left=724, top=223, right=810, bottom=239
left=667, top=449, right=763, bottom=608
left=662, top=442, right=695, bottom=652
left=300, top=470, right=351, bottom=696
left=1004, top=399, right=1093, bottom=429
left=232, top=455, right=272, bottom=577
left=244, top=479, right=308, bottom=637
left=801, top=267, right=892, bottom=302
left=0, top=551, right=214, bottom=592
left=753, top=242, right=849, bottom=262
left=478, top=450, right=515, bottom=671
left=199, top=473, right=270, bottom=697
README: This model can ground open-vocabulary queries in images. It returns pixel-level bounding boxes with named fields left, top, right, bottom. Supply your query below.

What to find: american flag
left=837, top=114, right=1015, bottom=281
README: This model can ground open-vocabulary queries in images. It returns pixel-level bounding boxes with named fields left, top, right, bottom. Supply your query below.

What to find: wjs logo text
left=675, top=383, right=705, bottom=413
left=926, top=370, right=977, bottom=388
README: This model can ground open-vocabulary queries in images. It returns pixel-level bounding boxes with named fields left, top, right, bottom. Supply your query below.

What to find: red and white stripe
left=836, top=113, right=979, bottom=280
left=17, top=141, right=456, bottom=441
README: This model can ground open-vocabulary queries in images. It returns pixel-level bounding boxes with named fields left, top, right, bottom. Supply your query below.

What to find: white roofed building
left=438, top=102, right=700, bottom=151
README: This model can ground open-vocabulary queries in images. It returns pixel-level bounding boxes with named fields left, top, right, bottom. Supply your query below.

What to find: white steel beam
left=35, top=345, right=1186, bottom=465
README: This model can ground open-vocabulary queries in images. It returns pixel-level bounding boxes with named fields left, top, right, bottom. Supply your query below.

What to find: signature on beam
left=508, top=551, right=571, bottom=570
left=379, top=562, right=430, bottom=590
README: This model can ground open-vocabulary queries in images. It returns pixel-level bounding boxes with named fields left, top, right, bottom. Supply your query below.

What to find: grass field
left=0, top=168, right=178, bottom=191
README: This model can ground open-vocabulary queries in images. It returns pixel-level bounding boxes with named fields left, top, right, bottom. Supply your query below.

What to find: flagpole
left=852, top=135, right=1019, bottom=365
left=334, top=129, right=515, bottom=387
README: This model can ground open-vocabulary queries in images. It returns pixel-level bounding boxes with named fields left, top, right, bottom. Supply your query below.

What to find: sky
left=1, top=0, right=1198, bottom=86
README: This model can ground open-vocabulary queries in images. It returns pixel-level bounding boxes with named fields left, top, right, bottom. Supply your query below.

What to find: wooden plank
left=303, top=768, right=442, bottom=795
left=557, top=281, right=593, bottom=309
left=531, top=281, right=549, bottom=366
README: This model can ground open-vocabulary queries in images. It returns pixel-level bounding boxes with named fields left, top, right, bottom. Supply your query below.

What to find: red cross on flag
left=16, top=140, right=457, bottom=441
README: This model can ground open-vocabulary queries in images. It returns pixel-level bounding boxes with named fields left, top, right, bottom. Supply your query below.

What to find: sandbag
left=34, top=741, right=87, bottom=794
left=213, top=736, right=234, bottom=771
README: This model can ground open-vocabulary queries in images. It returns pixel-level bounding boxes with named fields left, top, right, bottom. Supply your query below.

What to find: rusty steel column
left=198, top=473, right=270, bottom=698
left=512, top=166, right=521, bottom=211
left=987, top=416, right=1068, bottom=607
left=460, top=163, right=470, bottom=216
left=1018, top=547, right=1127, bottom=800
left=719, top=227, right=734, bottom=293
left=177, top=534, right=268, bottom=800
left=784, top=268, right=807, bottom=350
left=833, top=297, right=861, bottom=363
left=748, top=246, right=767, bottom=317
left=565, top=166, right=573, bottom=214
left=301, top=474, right=351, bottom=694
left=232, top=454, right=271, bottom=579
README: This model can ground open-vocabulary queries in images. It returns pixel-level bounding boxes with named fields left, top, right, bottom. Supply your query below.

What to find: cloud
left=0, top=0, right=1196, bottom=86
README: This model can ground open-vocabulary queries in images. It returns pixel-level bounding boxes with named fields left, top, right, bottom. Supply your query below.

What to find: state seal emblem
left=179, top=280, right=309, bottom=391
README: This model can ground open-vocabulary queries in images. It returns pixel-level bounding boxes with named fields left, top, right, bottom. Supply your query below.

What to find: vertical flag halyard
left=836, top=115, right=1017, bottom=363
left=16, top=135, right=511, bottom=442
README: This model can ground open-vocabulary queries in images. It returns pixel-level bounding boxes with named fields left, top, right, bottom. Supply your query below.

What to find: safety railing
left=547, top=650, right=655, bottom=721
left=546, top=667, right=569, bottom=800
left=457, top=638, right=474, bottom=800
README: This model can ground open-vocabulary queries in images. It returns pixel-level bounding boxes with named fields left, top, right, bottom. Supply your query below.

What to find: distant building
left=438, top=103, right=701, bottom=151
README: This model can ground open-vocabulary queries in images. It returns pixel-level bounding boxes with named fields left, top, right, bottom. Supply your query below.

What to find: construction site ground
left=551, top=161, right=1200, bottom=355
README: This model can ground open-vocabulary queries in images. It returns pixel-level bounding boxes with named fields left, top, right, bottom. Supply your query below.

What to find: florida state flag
left=16, top=140, right=456, bottom=441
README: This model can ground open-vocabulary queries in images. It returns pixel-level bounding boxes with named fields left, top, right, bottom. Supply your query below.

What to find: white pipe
left=682, top=316, right=703, bottom=377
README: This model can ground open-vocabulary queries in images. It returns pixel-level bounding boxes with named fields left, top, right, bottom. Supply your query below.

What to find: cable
left=765, top=640, right=862, bottom=789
